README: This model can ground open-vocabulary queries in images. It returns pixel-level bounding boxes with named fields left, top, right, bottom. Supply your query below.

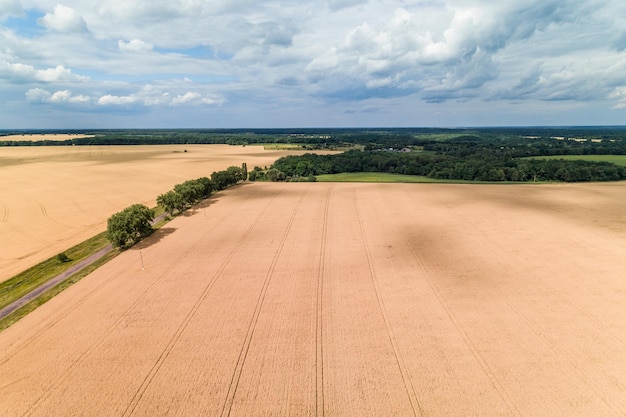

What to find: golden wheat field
left=1, top=181, right=625, bottom=416
left=1, top=134, right=94, bottom=142
left=0, top=144, right=317, bottom=282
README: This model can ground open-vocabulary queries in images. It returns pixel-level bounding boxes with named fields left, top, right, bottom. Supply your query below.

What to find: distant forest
left=3, top=127, right=626, bottom=182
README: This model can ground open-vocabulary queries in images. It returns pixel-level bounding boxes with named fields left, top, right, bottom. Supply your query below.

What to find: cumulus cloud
left=118, top=39, right=154, bottom=53
left=26, top=88, right=90, bottom=104
left=5, top=0, right=626, bottom=126
left=96, top=85, right=221, bottom=107
left=97, top=94, right=139, bottom=106
left=38, top=5, right=88, bottom=33
left=1, top=62, right=87, bottom=83
left=170, top=91, right=224, bottom=106
left=25, top=88, right=51, bottom=102
left=1, top=61, right=36, bottom=82
left=303, top=0, right=587, bottom=103
left=35, top=65, right=87, bottom=82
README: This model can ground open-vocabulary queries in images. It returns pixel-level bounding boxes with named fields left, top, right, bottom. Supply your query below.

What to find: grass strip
left=315, top=172, right=532, bottom=183
left=0, top=249, right=119, bottom=331
left=525, top=154, right=626, bottom=166
left=0, top=204, right=182, bottom=332
left=0, top=232, right=111, bottom=310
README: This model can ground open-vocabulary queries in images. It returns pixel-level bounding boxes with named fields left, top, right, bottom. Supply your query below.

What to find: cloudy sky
left=1, top=0, right=626, bottom=128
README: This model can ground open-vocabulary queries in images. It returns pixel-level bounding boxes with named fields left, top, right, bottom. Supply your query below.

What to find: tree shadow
left=132, top=227, right=177, bottom=250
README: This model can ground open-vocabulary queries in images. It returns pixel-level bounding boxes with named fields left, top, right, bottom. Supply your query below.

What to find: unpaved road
left=1, top=182, right=625, bottom=416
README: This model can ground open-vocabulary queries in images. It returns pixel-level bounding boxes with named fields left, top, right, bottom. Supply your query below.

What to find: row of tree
left=270, top=150, right=626, bottom=182
left=106, top=164, right=247, bottom=249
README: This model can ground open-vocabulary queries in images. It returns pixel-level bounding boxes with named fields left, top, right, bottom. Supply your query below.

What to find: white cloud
left=97, top=94, right=139, bottom=106
left=26, top=88, right=90, bottom=104
left=170, top=91, right=223, bottom=106
left=95, top=86, right=222, bottom=107
left=118, top=39, right=153, bottom=53
left=50, top=89, right=90, bottom=103
left=1, top=62, right=87, bottom=83
left=39, top=5, right=88, bottom=33
left=25, top=88, right=51, bottom=102
left=0, top=0, right=22, bottom=20
left=4, top=0, right=626, bottom=127
left=35, top=65, right=87, bottom=82
left=1, top=61, right=36, bottom=81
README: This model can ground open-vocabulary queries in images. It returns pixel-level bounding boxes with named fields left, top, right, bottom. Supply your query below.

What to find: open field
left=1, top=181, right=625, bottom=416
left=0, top=144, right=324, bottom=282
left=528, top=154, right=626, bottom=166
left=316, top=172, right=494, bottom=183
left=0, top=133, right=95, bottom=142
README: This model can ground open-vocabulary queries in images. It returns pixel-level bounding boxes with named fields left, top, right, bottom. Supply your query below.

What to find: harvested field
left=0, top=144, right=319, bottom=282
left=0, top=133, right=94, bottom=142
left=1, top=181, right=626, bottom=416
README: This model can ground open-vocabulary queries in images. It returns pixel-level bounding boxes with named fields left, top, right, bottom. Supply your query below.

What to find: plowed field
left=1, top=182, right=625, bottom=416
left=0, top=144, right=318, bottom=282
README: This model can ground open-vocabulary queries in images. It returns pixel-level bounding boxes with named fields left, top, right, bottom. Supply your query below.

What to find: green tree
left=107, top=204, right=154, bottom=249
left=241, top=162, right=248, bottom=181
left=157, top=190, right=182, bottom=216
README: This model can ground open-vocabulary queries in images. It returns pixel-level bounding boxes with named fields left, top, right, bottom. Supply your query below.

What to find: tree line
left=270, top=150, right=626, bottom=183
left=106, top=164, right=247, bottom=249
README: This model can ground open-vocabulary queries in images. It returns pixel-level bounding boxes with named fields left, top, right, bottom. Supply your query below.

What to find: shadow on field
left=181, top=197, right=219, bottom=217
left=133, top=227, right=177, bottom=249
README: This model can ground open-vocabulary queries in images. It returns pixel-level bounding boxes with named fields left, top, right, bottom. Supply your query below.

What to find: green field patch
left=527, top=155, right=626, bottom=166
left=256, top=143, right=307, bottom=150
left=413, top=132, right=480, bottom=142
left=316, top=172, right=468, bottom=183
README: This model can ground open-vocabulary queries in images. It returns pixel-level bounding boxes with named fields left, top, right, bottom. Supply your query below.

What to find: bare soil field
left=1, top=181, right=625, bottom=416
left=0, top=144, right=315, bottom=282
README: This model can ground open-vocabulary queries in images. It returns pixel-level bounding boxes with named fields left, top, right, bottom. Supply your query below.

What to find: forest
left=3, top=127, right=626, bottom=182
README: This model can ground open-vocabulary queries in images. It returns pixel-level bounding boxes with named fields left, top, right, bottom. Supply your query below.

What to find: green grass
left=0, top=248, right=118, bottom=332
left=0, top=202, right=201, bottom=332
left=0, top=233, right=112, bottom=311
left=252, top=143, right=358, bottom=152
left=257, top=143, right=306, bottom=150
left=527, top=155, right=626, bottom=166
left=316, top=172, right=468, bottom=183
left=315, top=172, right=543, bottom=184
left=413, top=132, right=480, bottom=142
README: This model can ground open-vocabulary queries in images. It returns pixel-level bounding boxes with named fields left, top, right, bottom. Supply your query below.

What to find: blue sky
left=1, top=0, right=626, bottom=128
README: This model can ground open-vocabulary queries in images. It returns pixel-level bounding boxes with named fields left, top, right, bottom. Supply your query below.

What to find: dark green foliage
left=242, top=162, right=248, bottom=181
left=156, top=167, right=242, bottom=218
left=157, top=177, right=215, bottom=216
left=107, top=204, right=154, bottom=249
left=57, top=253, right=70, bottom=263
left=271, top=148, right=626, bottom=183
left=156, top=190, right=183, bottom=216
left=211, top=166, right=244, bottom=190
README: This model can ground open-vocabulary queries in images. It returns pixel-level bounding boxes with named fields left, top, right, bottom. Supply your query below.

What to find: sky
left=1, top=0, right=626, bottom=128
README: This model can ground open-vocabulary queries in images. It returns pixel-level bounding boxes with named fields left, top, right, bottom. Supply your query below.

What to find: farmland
left=0, top=144, right=322, bottom=282
left=529, top=154, right=626, bottom=166
left=1, top=181, right=625, bottom=416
